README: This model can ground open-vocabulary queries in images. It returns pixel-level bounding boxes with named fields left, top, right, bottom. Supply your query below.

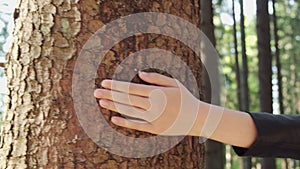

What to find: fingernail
left=94, top=89, right=102, bottom=97
left=99, top=100, right=109, bottom=107
left=139, top=71, right=148, bottom=76
left=111, top=117, right=119, bottom=124
left=101, top=80, right=110, bottom=87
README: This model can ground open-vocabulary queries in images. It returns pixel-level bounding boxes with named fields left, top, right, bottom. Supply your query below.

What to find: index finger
left=101, top=80, right=156, bottom=97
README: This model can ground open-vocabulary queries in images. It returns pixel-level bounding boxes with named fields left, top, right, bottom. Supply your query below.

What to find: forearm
left=191, top=101, right=257, bottom=148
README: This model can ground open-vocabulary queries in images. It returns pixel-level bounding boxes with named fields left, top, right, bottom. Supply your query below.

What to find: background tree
left=232, top=0, right=242, bottom=112
left=0, top=0, right=205, bottom=168
left=271, top=1, right=288, bottom=167
left=239, top=0, right=251, bottom=168
left=256, top=0, right=276, bottom=168
left=200, top=0, right=225, bottom=168
left=271, top=0, right=283, bottom=116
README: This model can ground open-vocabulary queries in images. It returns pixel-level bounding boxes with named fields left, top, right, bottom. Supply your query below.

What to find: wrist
left=189, top=100, right=210, bottom=136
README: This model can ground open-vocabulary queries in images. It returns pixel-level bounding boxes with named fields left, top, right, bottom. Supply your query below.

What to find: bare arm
left=194, top=101, right=257, bottom=148
left=94, top=72, right=257, bottom=148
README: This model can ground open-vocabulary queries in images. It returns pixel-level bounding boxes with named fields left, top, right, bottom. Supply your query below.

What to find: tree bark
left=256, top=0, right=276, bottom=168
left=0, top=0, right=205, bottom=168
left=200, top=0, right=224, bottom=168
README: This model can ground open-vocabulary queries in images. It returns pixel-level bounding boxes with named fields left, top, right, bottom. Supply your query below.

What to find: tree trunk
left=232, top=0, right=242, bottom=112
left=272, top=0, right=283, bottom=115
left=200, top=0, right=224, bottom=168
left=256, top=0, right=276, bottom=168
left=272, top=0, right=287, bottom=166
left=0, top=0, right=205, bottom=168
left=239, top=0, right=251, bottom=168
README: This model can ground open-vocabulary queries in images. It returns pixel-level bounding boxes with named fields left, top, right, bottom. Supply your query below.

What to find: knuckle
left=128, top=84, right=136, bottom=93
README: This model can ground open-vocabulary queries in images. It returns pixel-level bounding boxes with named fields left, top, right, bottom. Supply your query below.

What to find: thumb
left=138, top=71, right=178, bottom=87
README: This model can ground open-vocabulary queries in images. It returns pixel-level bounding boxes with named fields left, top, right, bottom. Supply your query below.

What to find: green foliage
left=214, top=0, right=300, bottom=168
left=214, top=2, right=260, bottom=112
left=0, top=2, right=10, bottom=57
left=0, top=93, right=4, bottom=126
left=275, top=0, right=300, bottom=115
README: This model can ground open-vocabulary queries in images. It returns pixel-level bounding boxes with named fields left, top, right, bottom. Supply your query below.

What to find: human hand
left=94, top=72, right=201, bottom=136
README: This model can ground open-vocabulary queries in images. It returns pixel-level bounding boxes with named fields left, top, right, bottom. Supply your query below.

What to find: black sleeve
left=233, top=112, right=300, bottom=160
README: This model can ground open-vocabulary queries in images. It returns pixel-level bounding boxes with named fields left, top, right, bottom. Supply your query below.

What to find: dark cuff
left=232, top=112, right=268, bottom=157
left=233, top=112, right=300, bottom=159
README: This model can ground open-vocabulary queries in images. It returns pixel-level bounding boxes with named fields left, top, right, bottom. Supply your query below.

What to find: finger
left=99, top=99, right=148, bottom=120
left=111, top=116, right=154, bottom=134
left=101, top=80, right=156, bottom=97
left=94, top=89, right=151, bottom=110
left=138, top=72, right=178, bottom=87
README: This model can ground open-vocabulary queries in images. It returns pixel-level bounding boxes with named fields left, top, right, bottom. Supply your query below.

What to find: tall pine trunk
left=256, top=0, right=276, bottom=168
left=239, top=0, right=251, bottom=168
left=232, top=0, right=242, bottom=112
left=0, top=0, right=205, bottom=168
left=200, top=0, right=224, bottom=168
left=271, top=0, right=288, bottom=167
left=272, top=0, right=283, bottom=115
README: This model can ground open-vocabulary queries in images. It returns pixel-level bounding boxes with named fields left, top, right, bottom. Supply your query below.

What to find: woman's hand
left=94, top=72, right=202, bottom=136
left=94, top=72, right=258, bottom=148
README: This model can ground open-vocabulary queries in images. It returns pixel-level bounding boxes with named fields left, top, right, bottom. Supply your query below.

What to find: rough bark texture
left=0, top=0, right=205, bottom=168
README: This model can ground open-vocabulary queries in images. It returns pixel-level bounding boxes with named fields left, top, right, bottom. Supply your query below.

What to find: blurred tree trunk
left=271, top=0, right=288, bottom=167
left=256, top=0, right=276, bottom=168
left=239, top=0, right=251, bottom=168
left=272, top=0, right=284, bottom=115
left=232, top=1, right=244, bottom=168
left=0, top=0, right=205, bottom=168
left=232, top=0, right=242, bottom=111
left=200, top=0, right=224, bottom=168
